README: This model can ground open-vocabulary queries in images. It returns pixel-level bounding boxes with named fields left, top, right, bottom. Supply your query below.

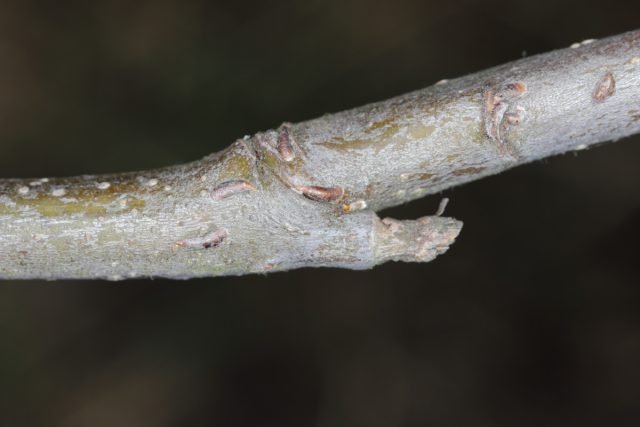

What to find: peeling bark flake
left=435, top=198, right=449, bottom=216
left=483, top=81, right=527, bottom=158
left=211, top=180, right=256, bottom=200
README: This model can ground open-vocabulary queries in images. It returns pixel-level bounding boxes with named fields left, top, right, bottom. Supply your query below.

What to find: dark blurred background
left=1, top=1, right=639, bottom=426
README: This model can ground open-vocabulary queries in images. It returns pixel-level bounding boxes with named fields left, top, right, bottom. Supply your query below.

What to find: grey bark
left=1, top=30, right=640, bottom=280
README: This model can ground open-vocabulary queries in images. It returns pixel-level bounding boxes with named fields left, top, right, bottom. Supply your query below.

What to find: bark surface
left=1, top=30, right=639, bottom=280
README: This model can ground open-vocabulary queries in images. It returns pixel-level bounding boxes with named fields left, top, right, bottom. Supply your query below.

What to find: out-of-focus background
left=1, top=1, right=639, bottom=425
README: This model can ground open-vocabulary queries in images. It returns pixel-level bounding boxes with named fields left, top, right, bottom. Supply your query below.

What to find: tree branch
left=2, top=30, right=640, bottom=280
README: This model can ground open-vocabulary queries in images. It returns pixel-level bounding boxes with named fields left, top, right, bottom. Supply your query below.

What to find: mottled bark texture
left=2, top=30, right=640, bottom=280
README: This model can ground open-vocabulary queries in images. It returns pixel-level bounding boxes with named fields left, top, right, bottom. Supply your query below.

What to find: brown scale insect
left=277, top=123, right=296, bottom=162
left=299, top=185, right=344, bottom=203
left=211, top=180, right=256, bottom=200
left=593, top=71, right=615, bottom=102
left=177, top=228, right=228, bottom=249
